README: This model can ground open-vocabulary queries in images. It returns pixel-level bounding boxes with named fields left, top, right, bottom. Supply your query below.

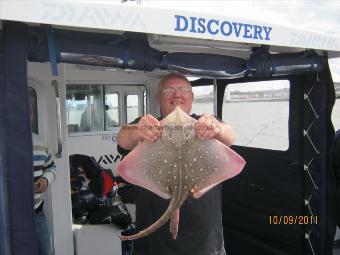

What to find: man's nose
left=172, top=89, right=181, bottom=97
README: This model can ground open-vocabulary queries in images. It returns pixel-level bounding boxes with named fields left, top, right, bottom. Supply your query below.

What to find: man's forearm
left=215, top=122, right=236, bottom=146
left=117, top=124, right=141, bottom=150
left=42, top=153, right=57, bottom=185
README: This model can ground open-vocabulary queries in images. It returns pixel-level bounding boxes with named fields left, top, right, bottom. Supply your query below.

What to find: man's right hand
left=136, top=114, right=162, bottom=142
left=117, top=114, right=163, bottom=150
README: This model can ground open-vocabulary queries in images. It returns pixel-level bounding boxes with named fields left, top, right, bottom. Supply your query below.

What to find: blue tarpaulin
left=0, top=22, right=37, bottom=255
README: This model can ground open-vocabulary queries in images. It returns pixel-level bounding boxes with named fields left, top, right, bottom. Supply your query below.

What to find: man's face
left=157, top=77, right=194, bottom=117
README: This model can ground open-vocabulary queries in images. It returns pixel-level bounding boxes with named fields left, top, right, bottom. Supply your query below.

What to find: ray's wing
left=181, top=138, right=245, bottom=198
left=117, top=138, right=178, bottom=199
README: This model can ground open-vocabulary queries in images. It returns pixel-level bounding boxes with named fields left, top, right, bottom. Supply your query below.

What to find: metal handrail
left=51, top=80, right=62, bottom=158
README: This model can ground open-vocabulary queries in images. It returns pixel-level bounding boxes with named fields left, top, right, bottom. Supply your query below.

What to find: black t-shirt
left=117, top=114, right=226, bottom=255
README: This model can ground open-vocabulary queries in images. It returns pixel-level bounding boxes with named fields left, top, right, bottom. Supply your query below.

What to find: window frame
left=66, top=82, right=146, bottom=136
left=223, top=79, right=290, bottom=151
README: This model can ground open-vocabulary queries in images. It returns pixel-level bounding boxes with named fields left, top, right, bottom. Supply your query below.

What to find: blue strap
left=45, top=25, right=58, bottom=76
left=160, top=52, right=168, bottom=69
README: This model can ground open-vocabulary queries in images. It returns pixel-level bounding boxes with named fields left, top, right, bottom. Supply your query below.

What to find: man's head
left=157, top=73, right=194, bottom=117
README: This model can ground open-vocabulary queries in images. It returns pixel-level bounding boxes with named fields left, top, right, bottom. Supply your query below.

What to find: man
left=30, top=102, right=56, bottom=255
left=117, top=73, right=235, bottom=255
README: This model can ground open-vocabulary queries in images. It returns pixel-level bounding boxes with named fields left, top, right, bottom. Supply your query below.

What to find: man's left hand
left=195, top=114, right=221, bottom=140
left=34, top=177, right=48, bottom=194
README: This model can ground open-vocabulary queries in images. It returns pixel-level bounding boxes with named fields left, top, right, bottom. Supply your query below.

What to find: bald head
left=158, top=73, right=191, bottom=92
left=157, top=73, right=194, bottom=117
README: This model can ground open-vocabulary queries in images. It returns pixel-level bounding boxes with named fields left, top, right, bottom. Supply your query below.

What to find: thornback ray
left=117, top=106, right=245, bottom=241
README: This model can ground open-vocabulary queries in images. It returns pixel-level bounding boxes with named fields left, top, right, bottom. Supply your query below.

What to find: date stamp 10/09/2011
left=269, top=215, right=318, bottom=225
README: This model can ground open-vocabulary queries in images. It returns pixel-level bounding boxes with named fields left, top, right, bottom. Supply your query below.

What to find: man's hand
left=195, top=114, right=221, bottom=140
left=34, top=177, right=48, bottom=194
left=118, top=114, right=163, bottom=150
left=136, top=114, right=162, bottom=142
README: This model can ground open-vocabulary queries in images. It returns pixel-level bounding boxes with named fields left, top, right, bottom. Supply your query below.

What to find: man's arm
left=215, top=122, right=236, bottom=146
left=117, top=123, right=142, bottom=151
left=195, top=114, right=235, bottom=146
left=117, top=114, right=162, bottom=151
left=42, top=149, right=57, bottom=185
left=34, top=140, right=56, bottom=194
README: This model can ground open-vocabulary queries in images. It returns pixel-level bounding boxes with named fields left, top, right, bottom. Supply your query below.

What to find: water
left=192, top=99, right=340, bottom=150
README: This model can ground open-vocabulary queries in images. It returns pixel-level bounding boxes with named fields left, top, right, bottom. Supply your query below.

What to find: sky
left=133, top=0, right=340, bottom=83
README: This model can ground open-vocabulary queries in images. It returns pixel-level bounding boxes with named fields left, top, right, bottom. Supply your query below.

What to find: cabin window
left=66, top=84, right=146, bottom=133
left=28, top=86, right=38, bottom=134
left=126, top=94, right=140, bottom=123
left=104, top=92, right=120, bottom=130
left=66, top=84, right=104, bottom=133
left=192, top=85, right=214, bottom=115
left=223, top=80, right=290, bottom=151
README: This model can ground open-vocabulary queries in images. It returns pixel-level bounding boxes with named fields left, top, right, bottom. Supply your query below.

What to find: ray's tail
left=119, top=193, right=187, bottom=241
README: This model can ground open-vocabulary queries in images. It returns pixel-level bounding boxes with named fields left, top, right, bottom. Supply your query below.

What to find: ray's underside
left=118, top=107, right=245, bottom=240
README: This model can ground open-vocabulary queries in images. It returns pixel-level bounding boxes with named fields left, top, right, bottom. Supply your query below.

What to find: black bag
left=69, top=154, right=117, bottom=197
left=88, top=203, right=132, bottom=229
left=69, top=154, right=132, bottom=229
left=72, top=190, right=103, bottom=220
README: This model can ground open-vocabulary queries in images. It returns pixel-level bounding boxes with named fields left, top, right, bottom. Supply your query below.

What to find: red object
left=101, top=170, right=117, bottom=196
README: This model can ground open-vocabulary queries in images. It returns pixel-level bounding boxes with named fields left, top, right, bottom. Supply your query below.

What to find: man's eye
left=162, top=89, right=175, bottom=93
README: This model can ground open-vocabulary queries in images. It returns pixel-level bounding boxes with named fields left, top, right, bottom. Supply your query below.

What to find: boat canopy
left=26, top=27, right=326, bottom=79
left=1, top=1, right=340, bottom=56
left=0, top=2, right=339, bottom=255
